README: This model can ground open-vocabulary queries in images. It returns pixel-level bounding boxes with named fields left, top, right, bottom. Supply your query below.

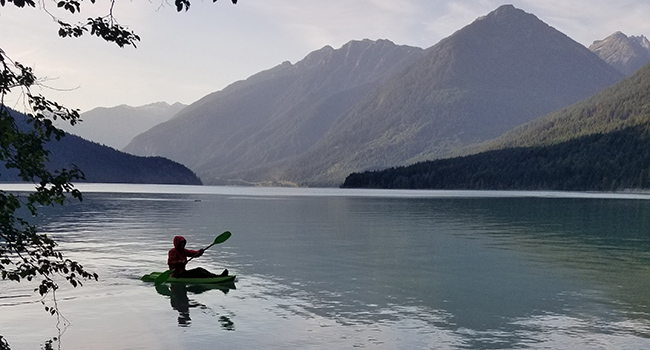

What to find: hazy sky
left=2, top=0, right=650, bottom=112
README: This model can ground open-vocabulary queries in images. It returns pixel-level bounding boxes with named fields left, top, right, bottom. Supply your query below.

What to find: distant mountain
left=590, top=32, right=650, bottom=76
left=46, top=134, right=202, bottom=185
left=2, top=109, right=201, bottom=185
left=124, top=39, right=425, bottom=185
left=342, top=60, right=650, bottom=191
left=57, top=102, right=186, bottom=150
left=126, top=5, right=623, bottom=187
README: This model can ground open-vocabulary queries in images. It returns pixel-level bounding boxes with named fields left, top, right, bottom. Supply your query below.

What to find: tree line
left=342, top=124, right=650, bottom=191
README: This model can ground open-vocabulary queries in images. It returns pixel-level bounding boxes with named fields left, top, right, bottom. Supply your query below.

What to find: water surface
left=1, top=184, right=650, bottom=349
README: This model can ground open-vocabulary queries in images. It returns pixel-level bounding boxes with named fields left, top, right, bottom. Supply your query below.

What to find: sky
left=2, top=0, right=650, bottom=112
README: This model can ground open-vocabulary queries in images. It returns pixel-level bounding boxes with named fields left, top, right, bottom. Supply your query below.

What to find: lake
left=1, top=184, right=650, bottom=349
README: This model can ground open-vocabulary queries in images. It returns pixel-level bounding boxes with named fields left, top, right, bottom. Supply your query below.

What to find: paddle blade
left=154, top=269, right=174, bottom=286
left=213, top=231, right=232, bottom=245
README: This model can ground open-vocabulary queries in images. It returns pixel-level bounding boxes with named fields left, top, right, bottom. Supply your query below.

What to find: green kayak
left=141, top=272, right=236, bottom=285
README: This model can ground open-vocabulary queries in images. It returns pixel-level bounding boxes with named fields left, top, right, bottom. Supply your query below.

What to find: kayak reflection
left=155, top=282, right=236, bottom=328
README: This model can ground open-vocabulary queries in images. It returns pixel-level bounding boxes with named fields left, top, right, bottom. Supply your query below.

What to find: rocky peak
left=416, top=4, right=620, bottom=92
left=296, top=39, right=414, bottom=70
left=590, top=32, right=650, bottom=76
left=631, top=35, right=650, bottom=51
left=288, top=39, right=423, bottom=93
left=474, top=4, right=540, bottom=27
left=297, top=45, right=336, bottom=69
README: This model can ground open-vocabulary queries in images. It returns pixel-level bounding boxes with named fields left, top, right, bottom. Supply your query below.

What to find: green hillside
left=342, top=63, right=650, bottom=191
left=482, top=63, right=650, bottom=150
left=342, top=125, right=650, bottom=191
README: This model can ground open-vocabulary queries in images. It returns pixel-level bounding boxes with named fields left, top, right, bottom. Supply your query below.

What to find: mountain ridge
left=1, top=108, right=201, bottom=185
left=56, top=101, right=186, bottom=150
left=125, top=5, right=624, bottom=186
left=263, top=4, right=623, bottom=185
left=342, top=61, right=650, bottom=191
left=124, top=39, right=426, bottom=185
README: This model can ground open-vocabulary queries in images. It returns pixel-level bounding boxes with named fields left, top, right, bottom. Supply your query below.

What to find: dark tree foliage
left=0, top=49, right=95, bottom=350
left=2, top=0, right=237, bottom=47
left=2, top=116, right=203, bottom=185
left=0, top=0, right=236, bottom=348
left=342, top=125, right=650, bottom=191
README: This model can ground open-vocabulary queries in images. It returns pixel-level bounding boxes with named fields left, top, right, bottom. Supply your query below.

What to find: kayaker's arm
left=185, top=248, right=203, bottom=258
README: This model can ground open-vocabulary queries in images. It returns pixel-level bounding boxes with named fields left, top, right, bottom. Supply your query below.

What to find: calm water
left=1, top=184, right=650, bottom=349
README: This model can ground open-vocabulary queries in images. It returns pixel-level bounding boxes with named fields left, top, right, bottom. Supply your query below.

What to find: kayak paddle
left=154, top=231, right=232, bottom=286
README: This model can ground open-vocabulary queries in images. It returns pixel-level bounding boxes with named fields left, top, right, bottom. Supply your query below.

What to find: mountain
left=45, top=134, right=202, bottom=185
left=124, top=39, right=425, bottom=185
left=342, top=126, right=650, bottom=191
left=342, top=61, right=650, bottom=191
left=289, top=4, right=624, bottom=185
left=590, top=32, right=650, bottom=76
left=481, top=62, right=650, bottom=150
left=1, top=109, right=202, bottom=185
left=126, top=5, right=623, bottom=186
left=57, top=102, right=186, bottom=150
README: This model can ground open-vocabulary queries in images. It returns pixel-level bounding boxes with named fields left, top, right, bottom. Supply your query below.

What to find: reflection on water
left=155, top=283, right=235, bottom=328
left=1, top=185, right=650, bottom=349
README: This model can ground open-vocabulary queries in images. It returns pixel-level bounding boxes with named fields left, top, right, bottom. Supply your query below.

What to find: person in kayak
left=168, top=235, right=228, bottom=278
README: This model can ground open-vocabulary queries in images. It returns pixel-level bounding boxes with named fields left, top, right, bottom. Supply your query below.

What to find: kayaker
left=168, top=236, right=228, bottom=278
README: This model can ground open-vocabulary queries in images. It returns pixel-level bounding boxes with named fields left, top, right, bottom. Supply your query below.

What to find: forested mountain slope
left=1, top=109, right=201, bottom=185
left=47, top=134, right=202, bottom=185
left=342, top=63, right=650, bottom=191
left=482, top=62, right=650, bottom=150
left=342, top=126, right=650, bottom=191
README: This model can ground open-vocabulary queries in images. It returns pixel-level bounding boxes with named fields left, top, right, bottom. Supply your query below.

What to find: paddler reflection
left=155, top=282, right=235, bottom=328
